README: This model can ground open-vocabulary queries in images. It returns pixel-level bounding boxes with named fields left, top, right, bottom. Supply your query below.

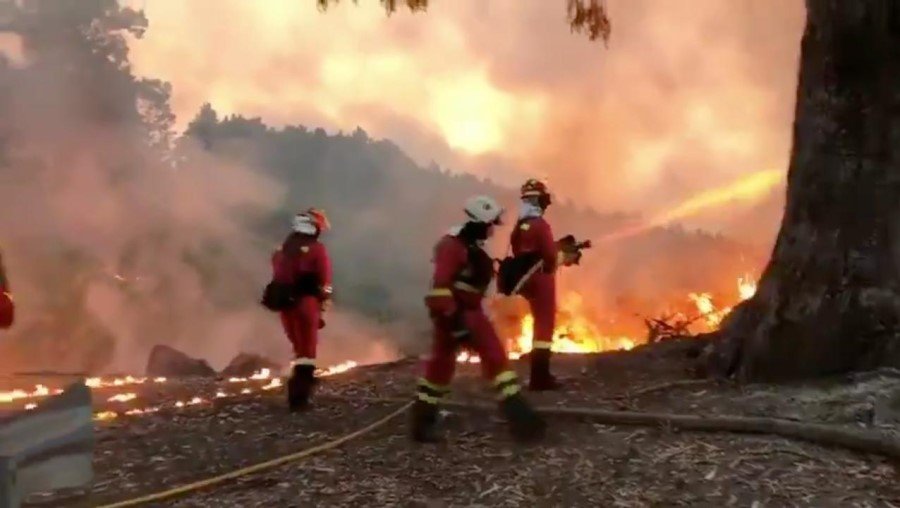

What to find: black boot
left=410, top=399, right=442, bottom=443
left=500, top=392, right=546, bottom=443
left=287, top=364, right=314, bottom=412
left=528, top=349, right=562, bottom=391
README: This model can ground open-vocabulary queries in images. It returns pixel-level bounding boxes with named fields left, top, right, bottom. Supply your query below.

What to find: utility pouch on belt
left=261, top=273, right=322, bottom=312
left=261, top=281, right=296, bottom=312
left=496, top=252, right=541, bottom=296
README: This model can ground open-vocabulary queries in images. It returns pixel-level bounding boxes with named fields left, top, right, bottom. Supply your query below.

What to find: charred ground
left=9, top=340, right=897, bottom=507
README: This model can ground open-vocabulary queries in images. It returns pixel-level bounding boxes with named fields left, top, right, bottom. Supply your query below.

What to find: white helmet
left=464, top=195, right=504, bottom=225
left=291, top=213, right=318, bottom=235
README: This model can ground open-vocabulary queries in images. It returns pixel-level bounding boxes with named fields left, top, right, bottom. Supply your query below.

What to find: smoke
left=0, top=2, right=294, bottom=373
left=128, top=0, right=805, bottom=244
left=0, top=1, right=808, bottom=372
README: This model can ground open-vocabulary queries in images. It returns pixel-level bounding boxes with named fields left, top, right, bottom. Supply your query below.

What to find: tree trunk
left=706, top=0, right=900, bottom=381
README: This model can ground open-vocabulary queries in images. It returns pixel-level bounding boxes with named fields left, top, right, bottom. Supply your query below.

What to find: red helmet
left=520, top=178, right=552, bottom=207
left=520, top=178, right=549, bottom=198
left=305, top=207, right=331, bottom=233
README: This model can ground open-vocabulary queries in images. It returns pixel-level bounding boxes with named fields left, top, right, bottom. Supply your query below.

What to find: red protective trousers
left=520, top=272, right=556, bottom=349
left=422, top=310, right=511, bottom=387
left=511, top=216, right=558, bottom=351
left=280, top=297, right=320, bottom=361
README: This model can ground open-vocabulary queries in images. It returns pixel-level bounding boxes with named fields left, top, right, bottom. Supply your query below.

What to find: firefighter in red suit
left=511, top=179, right=578, bottom=391
left=412, top=195, right=546, bottom=443
left=271, top=208, right=333, bottom=411
left=0, top=250, right=14, bottom=329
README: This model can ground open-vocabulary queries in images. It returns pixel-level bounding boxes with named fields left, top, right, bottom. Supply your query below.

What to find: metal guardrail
left=0, top=382, right=93, bottom=508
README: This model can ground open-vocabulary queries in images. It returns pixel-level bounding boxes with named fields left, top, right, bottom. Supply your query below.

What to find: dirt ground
left=11, top=341, right=900, bottom=507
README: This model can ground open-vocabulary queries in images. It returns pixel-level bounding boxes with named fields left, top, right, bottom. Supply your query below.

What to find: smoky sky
left=128, top=0, right=805, bottom=244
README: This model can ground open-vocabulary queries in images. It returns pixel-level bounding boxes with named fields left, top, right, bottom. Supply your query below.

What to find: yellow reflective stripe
left=417, top=378, right=449, bottom=394
left=493, top=370, right=517, bottom=386
left=519, top=223, right=531, bottom=231
left=452, top=281, right=483, bottom=293
left=291, top=357, right=316, bottom=367
left=498, top=384, right=521, bottom=399
left=532, top=341, right=553, bottom=349
left=417, top=392, right=441, bottom=405
left=428, top=288, right=452, bottom=297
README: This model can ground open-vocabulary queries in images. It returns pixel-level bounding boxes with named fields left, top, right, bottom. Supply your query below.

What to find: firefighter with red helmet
left=412, top=195, right=546, bottom=443
left=510, top=179, right=581, bottom=391
left=264, top=208, right=333, bottom=411
left=0, top=249, right=14, bottom=329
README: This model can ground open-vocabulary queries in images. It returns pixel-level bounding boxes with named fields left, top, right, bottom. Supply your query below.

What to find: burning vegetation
left=457, top=275, right=758, bottom=364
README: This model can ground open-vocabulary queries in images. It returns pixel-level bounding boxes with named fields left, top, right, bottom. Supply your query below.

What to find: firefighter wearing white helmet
left=411, top=195, right=546, bottom=444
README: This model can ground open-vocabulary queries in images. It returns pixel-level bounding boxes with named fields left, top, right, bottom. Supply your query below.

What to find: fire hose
left=96, top=401, right=413, bottom=508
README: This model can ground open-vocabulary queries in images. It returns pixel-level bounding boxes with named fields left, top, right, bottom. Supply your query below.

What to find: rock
left=145, top=345, right=216, bottom=377
left=220, top=353, right=281, bottom=377
left=873, top=388, right=900, bottom=425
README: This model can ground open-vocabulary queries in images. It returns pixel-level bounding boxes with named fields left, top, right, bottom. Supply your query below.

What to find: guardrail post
left=0, top=455, right=19, bottom=508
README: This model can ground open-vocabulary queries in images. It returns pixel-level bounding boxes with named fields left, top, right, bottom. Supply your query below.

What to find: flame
left=86, top=376, right=158, bottom=389
left=0, top=384, right=50, bottom=403
left=510, top=297, right=637, bottom=356
left=94, top=411, right=118, bottom=421
left=738, top=276, right=758, bottom=300
left=316, top=360, right=358, bottom=377
left=250, top=368, right=272, bottom=380
left=455, top=351, right=481, bottom=364
left=689, top=276, right=758, bottom=328
left=125, top=407, right=160, bottom=416
left=107, top=393, right=137, bottom=403
left=3, top=359, right=358, bottom=424
left=455, top=275, right=759, bottom=364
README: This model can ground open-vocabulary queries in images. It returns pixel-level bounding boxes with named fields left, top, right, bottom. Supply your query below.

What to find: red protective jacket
left=511, top=216, right=558, bottom=275
left=0, top=291, right=12, bottom=329
left=271, top=233, right=333, bottom=300
left=0, top=269, right=13, bottom=329
left=425, top=233, right=494, bottom=316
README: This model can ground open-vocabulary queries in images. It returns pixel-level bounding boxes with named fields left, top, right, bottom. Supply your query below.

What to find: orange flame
left=317, top=360, right=359, bottom=377
left=455, top=275, right=759, bottom=364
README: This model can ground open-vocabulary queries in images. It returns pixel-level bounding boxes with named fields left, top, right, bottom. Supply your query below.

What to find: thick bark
left=707, top=0, right=900, bottom=381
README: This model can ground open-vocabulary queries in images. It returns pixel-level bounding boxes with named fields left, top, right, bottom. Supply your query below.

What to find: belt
left=453, top=281, right=485, bottom=294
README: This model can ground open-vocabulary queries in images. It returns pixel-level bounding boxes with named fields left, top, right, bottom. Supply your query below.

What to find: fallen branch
left=323, top=395, right=900, bottom=461
left=613, top=379, right=713, bottom=399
